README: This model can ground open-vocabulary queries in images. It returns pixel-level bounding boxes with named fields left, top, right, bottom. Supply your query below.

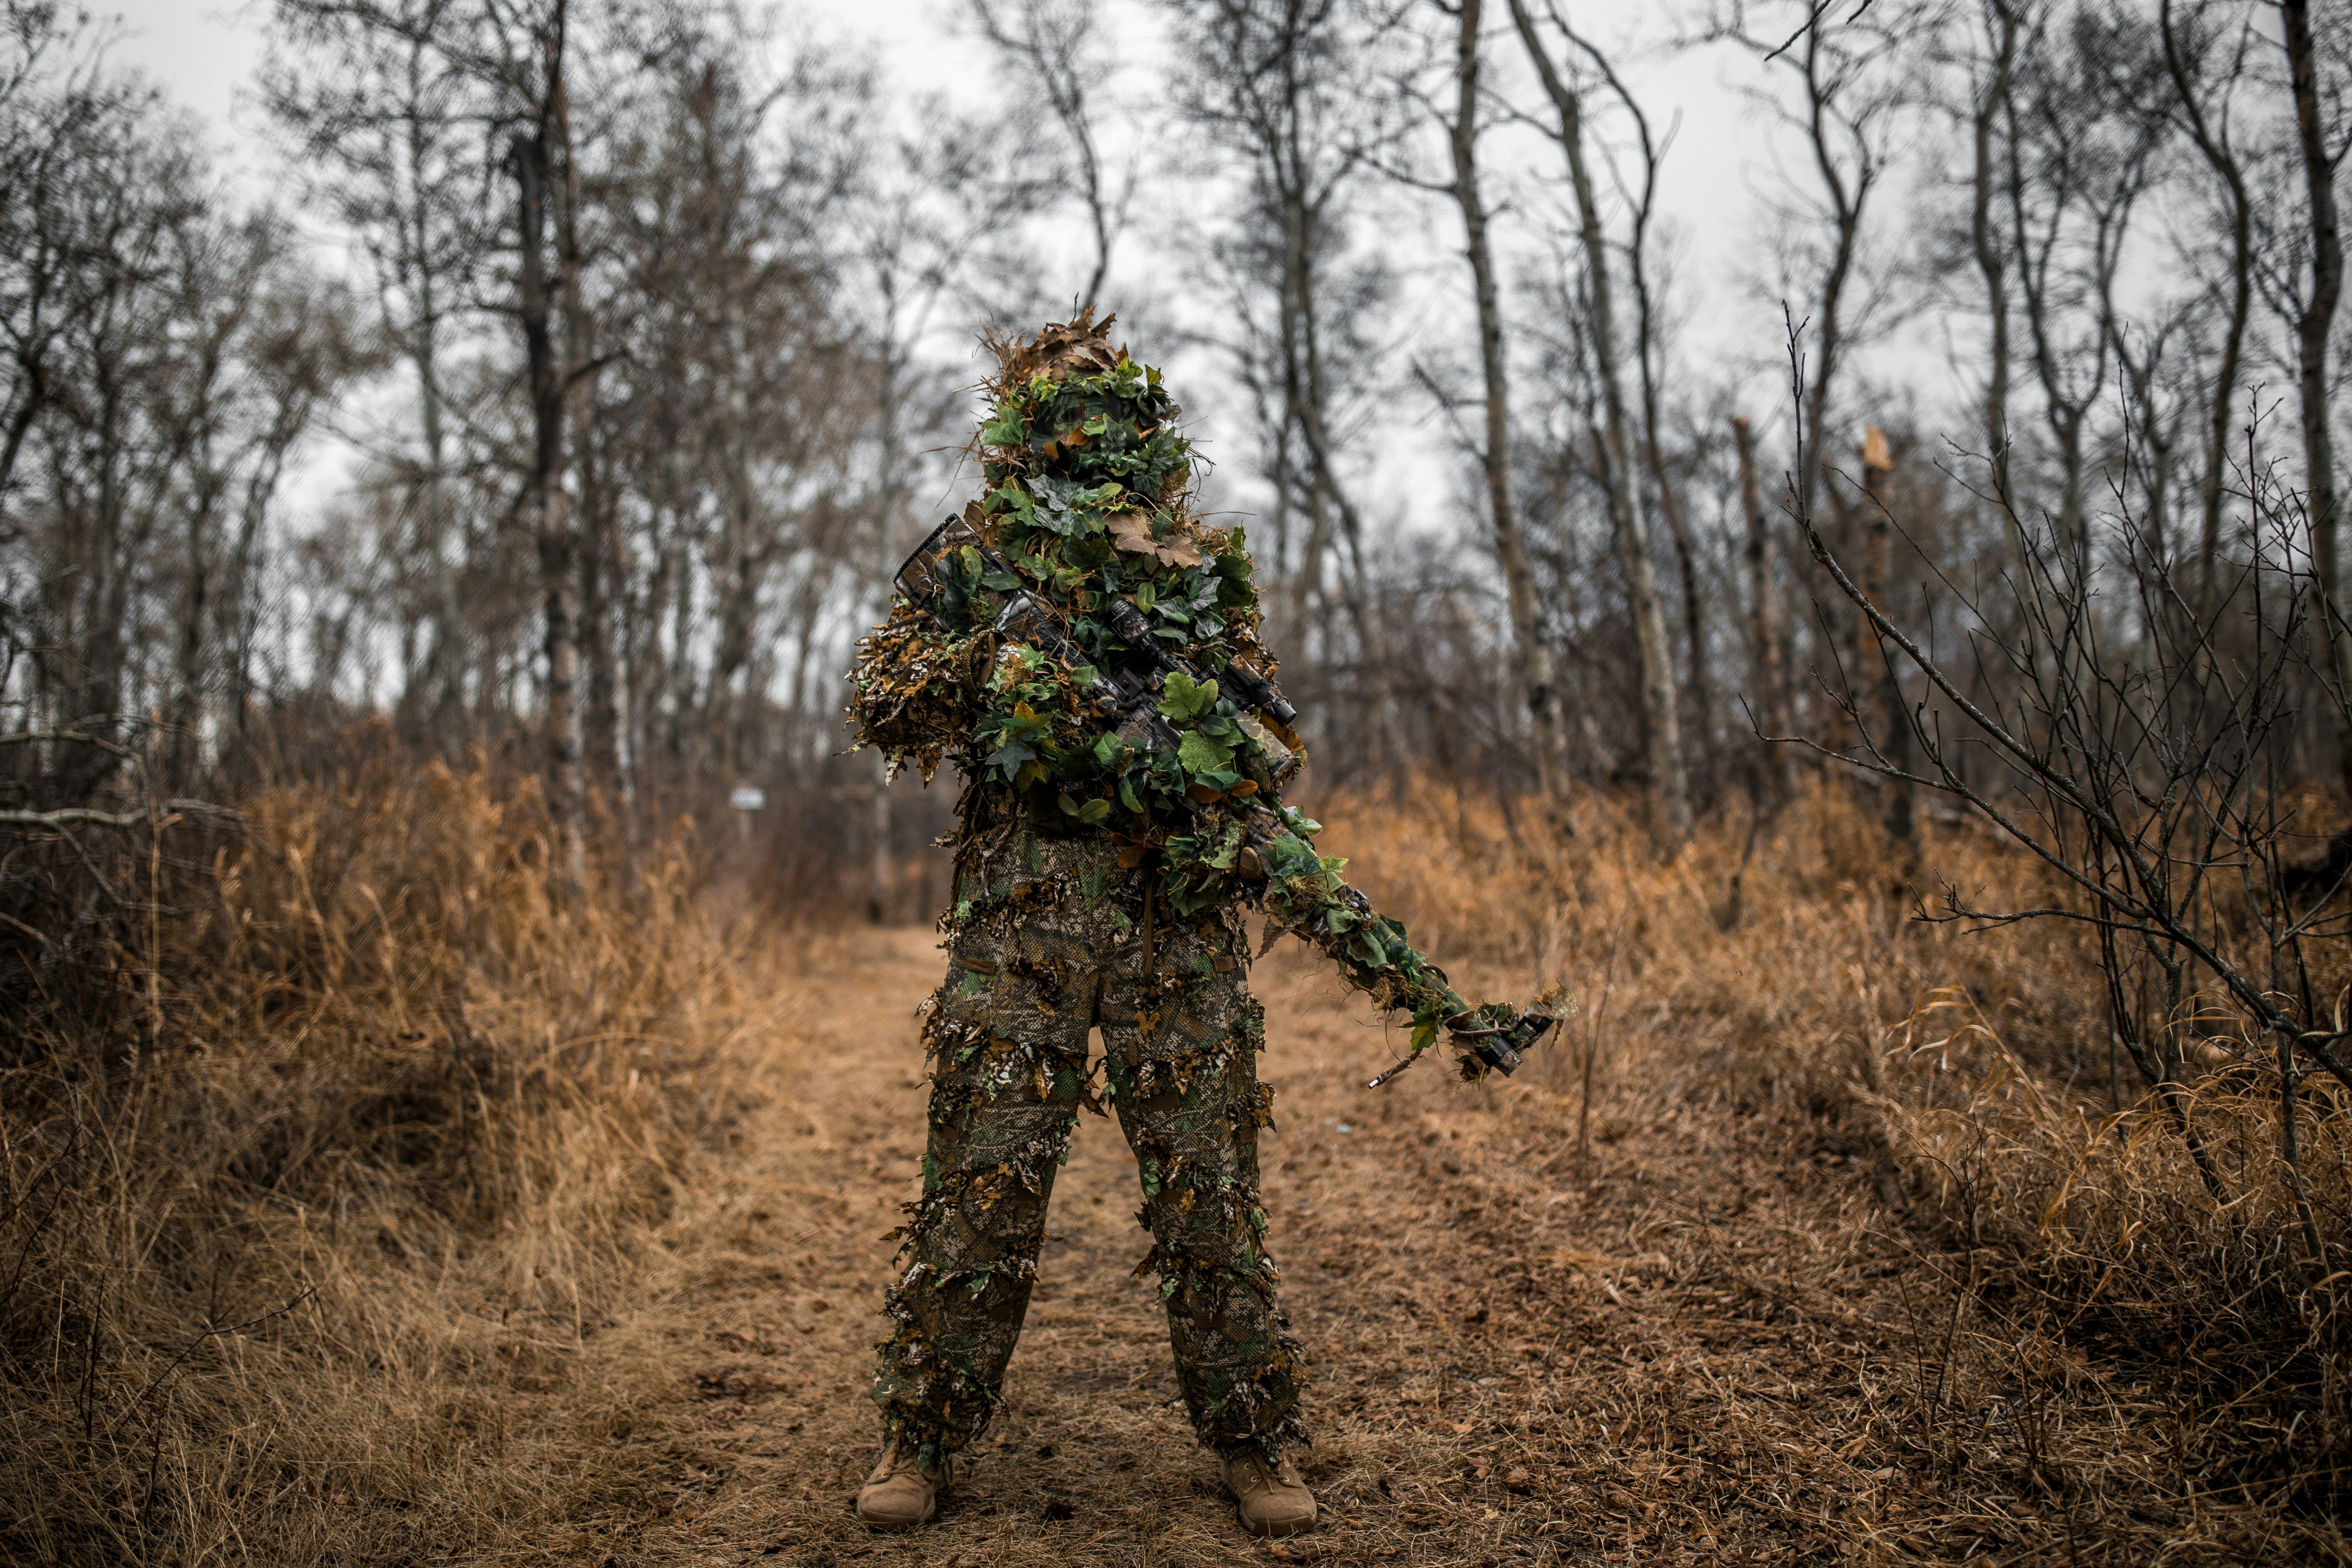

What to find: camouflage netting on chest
left=848, top=311, right=1485, bottom=1059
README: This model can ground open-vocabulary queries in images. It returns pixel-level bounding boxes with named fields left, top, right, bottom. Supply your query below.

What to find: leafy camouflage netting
left=850, top=310, right=1507, bottom=1062
left=847, top=312, right=1534, bottom=1470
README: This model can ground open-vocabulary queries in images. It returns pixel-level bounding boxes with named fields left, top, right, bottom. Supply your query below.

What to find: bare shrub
left=1306, top=772, right=2347, bottom=1519
left=0, top=730, right=766, bottom=1563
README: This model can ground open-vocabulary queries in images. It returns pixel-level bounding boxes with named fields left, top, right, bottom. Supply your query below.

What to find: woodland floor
left=502, top=927, right=2315, bottom=1568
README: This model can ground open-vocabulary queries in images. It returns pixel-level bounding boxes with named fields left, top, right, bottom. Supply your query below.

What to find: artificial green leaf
left=1177, top=729, right=1234, bottom=775
left=1157, top=671, right=1219, bottom=722
left=986, top=479, right=1035, bottom=525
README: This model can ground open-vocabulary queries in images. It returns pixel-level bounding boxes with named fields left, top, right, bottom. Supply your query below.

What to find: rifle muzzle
left=1454, top=1011, right=1557, bottom=1077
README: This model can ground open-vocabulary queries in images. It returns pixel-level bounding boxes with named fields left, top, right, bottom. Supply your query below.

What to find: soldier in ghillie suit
left=844, top=312, right=1551, bottom=1539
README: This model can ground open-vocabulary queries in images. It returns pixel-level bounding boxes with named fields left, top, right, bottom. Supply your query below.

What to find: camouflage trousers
left=870, top=830, right=1307, bottom=1465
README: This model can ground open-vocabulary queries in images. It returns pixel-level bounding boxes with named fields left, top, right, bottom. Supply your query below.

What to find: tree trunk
left=2160, top=0, right=2252, bottom=614
left=551, top=69, right=622, bottom=802
left=1506, top=0, right=1684, bottom=842
left=2283, top=0, right=2351, bottom=792
left=1287, top=192, right=1394, bottom=771
left=1858, top=426, right=1911, bottom=842
left=1733, top=414, right=1791, bottom=802
left=514, top=116, right=583, bottom=891
left=1653, top=447, right=1711, bottom=805
left=870, top=309, right=902, bottom=923
left=405, top=38, right=462, bottom=749
left=1971, top=0, right=2018, bottom=509
left=1448, top=0, right=1565, bottom=803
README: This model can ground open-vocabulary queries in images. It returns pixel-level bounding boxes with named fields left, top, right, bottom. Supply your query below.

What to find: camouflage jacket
left=848, top=313, right=1508, bottom=1067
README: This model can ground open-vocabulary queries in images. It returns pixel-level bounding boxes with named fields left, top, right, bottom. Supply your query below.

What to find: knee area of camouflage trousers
left=870, top=838, right=1307, bottom=1468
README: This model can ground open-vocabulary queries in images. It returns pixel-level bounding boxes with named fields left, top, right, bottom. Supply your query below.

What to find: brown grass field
left=4, top=763, right=2346, bottom=1564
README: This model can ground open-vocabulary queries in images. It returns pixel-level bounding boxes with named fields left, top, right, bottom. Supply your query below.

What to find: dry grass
left=1, top=744, right=773, bottom=1564
left=1321, top=777, right=2352, bottom=1561
left=4, top=764, right=2344, bottom=1564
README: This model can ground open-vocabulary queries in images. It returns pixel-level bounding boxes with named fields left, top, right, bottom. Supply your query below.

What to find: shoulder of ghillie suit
left=846, top=309, right=1282, bottom=796
left=848, top=312, right=1504, bottom=1055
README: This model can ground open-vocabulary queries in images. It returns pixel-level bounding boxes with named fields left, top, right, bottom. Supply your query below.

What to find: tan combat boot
left=1222, top=1450, right=1317, bottom=1538
left=855, top=1439, right=950, bottom=1530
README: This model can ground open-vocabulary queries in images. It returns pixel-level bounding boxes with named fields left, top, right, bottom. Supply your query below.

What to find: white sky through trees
left=101, top=0, right=1853, bottom=547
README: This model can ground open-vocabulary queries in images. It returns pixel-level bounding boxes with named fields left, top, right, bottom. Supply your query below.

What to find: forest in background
left=9, top=0, right=2349, bottom=891
left=5, top=0, right=2352, bottom=1561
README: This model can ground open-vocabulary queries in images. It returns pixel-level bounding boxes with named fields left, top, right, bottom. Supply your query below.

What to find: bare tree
left=969, top=0, right=1133, bottom=312
left=1732, top=411, right=1790, bottom=800
left=2001, top=2, right=2166, bottom=573
left=493, top=0, right=586, bottom=888
left=1713, top=1, right=1917, bottom=530
left=1790, top=370, right=2352, bottom=1265
left=2157, top=0, right=2257, bottom=610
left=1426, top=0, right=1567, bottom=800
left=1166, top=0, right=1405, bottom=771
left=1507, top=0, right=1687, bottom=842
left=0, top=4, right=143, bottom=524
left=2278, top=0, right=2352, bottom=790
left=1961, top=0, right=2020, bottom=506
left=264, top=0, right=493, bottom=744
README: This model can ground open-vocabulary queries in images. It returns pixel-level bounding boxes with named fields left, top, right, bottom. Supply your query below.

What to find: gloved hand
left=1443, top=1003, right=1558, bottom=1078
left=1366, top=997, right=1561, bottom=1089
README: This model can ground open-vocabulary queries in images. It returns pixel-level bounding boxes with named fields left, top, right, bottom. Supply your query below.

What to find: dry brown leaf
left=1155, top=530, right=1203, bottom=567
left=1106, top=510, right=1204, bottom=567
left=1107, top=513, right=1158, bottom=556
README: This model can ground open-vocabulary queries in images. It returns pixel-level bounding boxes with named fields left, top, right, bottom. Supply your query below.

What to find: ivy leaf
left=1157, top=671, right=1220, bottom=722
left=1177, top=728, right=1235, bottom=775
left=986, top=738, right=1036, bottom=776
left=986, top=479, right=1035, bottom=526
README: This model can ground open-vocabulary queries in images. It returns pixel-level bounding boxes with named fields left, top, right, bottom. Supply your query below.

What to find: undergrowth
left=3, top=755, right=2342, bottom=1561
left=1311, top=774, right=2350, bottom=1534
left=0, top=739, right=766, bottom=1564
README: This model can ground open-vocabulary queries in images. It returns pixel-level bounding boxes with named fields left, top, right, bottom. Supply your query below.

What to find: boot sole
left=1237, top=1508, right=1316, bottom=1538
left=855, top=1499, right=939, bottom=1531
left=855, top=1484, right=945, bottom=1531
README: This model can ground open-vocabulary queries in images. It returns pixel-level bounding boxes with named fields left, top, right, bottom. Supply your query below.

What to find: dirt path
left=545, top=927, right=1953, bottom=1568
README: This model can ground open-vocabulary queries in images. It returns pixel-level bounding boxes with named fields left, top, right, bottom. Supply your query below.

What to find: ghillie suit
left=848, top=312, right=1535, bottom=1469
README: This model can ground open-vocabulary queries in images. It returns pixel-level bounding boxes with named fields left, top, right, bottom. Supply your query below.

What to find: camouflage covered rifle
left=896, top=512, right=1182, bottom=756
left=895, top=513, right=1305, bottom=819
left=894, top=513, right=1557, bottom=1085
